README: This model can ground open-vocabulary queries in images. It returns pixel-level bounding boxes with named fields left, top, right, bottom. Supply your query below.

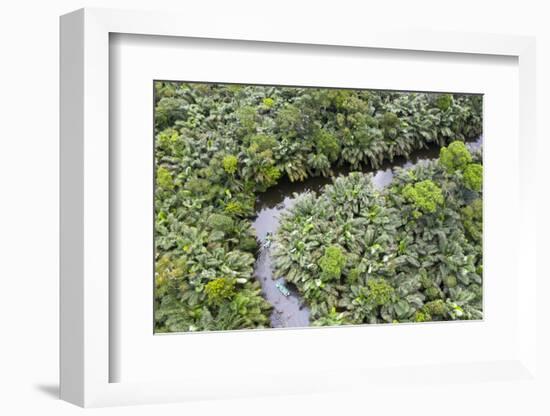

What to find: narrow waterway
left=251, top=137, right=482, bottom=328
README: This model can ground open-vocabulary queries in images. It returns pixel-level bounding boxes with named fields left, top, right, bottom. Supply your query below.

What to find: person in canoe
left=275, top=280, right=290, bottom=297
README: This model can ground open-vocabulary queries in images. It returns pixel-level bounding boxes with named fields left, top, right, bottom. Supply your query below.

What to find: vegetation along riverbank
left=153, top=82, right=482, bottom=332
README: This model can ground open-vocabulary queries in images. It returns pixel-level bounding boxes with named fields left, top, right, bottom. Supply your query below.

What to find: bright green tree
left=402, top=179, right=444, bottom=215
left=463, top=163, right=483, bottom=191
left=439, top=141, right=472, bottom=173
left=318, top=245, right=346, bottom=281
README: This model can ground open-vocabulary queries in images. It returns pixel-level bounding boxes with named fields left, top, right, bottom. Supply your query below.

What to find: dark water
left=251, top=137, right=482, bottom=328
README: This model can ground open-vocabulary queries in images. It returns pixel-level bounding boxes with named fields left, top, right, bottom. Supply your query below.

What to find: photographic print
left=154, top=82, right=483, bottom=333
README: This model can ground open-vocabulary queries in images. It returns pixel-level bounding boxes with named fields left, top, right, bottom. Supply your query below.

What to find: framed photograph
left=60, top=8, right=540, bottom=408
left=151, top=81, right=483, bottom=334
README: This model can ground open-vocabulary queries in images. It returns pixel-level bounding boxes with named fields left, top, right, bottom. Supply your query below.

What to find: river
left=251, top=137, right=482, bottom=328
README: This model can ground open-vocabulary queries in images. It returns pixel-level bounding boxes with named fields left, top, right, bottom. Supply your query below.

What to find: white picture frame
left=60, top=7, right=539, bottom=408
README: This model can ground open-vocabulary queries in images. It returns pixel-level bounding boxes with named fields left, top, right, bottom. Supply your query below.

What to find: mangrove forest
left=153, top=81, right=483, bottom=332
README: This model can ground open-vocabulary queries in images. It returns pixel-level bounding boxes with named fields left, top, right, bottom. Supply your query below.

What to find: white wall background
left=0, top=1, right=548, bottom=415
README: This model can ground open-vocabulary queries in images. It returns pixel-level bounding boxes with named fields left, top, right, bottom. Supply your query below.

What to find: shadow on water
left=251, top=137, right=482, bottom=328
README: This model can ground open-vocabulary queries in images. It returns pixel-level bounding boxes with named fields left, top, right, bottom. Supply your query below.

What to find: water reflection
left=252, top=195, right=310, bottom=328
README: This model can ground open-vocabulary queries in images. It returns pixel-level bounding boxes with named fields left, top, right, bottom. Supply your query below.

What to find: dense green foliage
left=204, top=277, right=236, bottom=306
left=272, top=144, right=483, bottom=325
left=464, top=163, right=483, bottom=191
left=402, top=179, right=444, bottom=216
left=318, top=245, right=347, bottom=281
left=222, top=155, right=238, bottom=175
left=440, top=140, right=473, bottom=173
left=154, top=81, right=482, bottom=332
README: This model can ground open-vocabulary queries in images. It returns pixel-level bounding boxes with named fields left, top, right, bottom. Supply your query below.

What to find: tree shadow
left=34, top=383, right=59, bottom=399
